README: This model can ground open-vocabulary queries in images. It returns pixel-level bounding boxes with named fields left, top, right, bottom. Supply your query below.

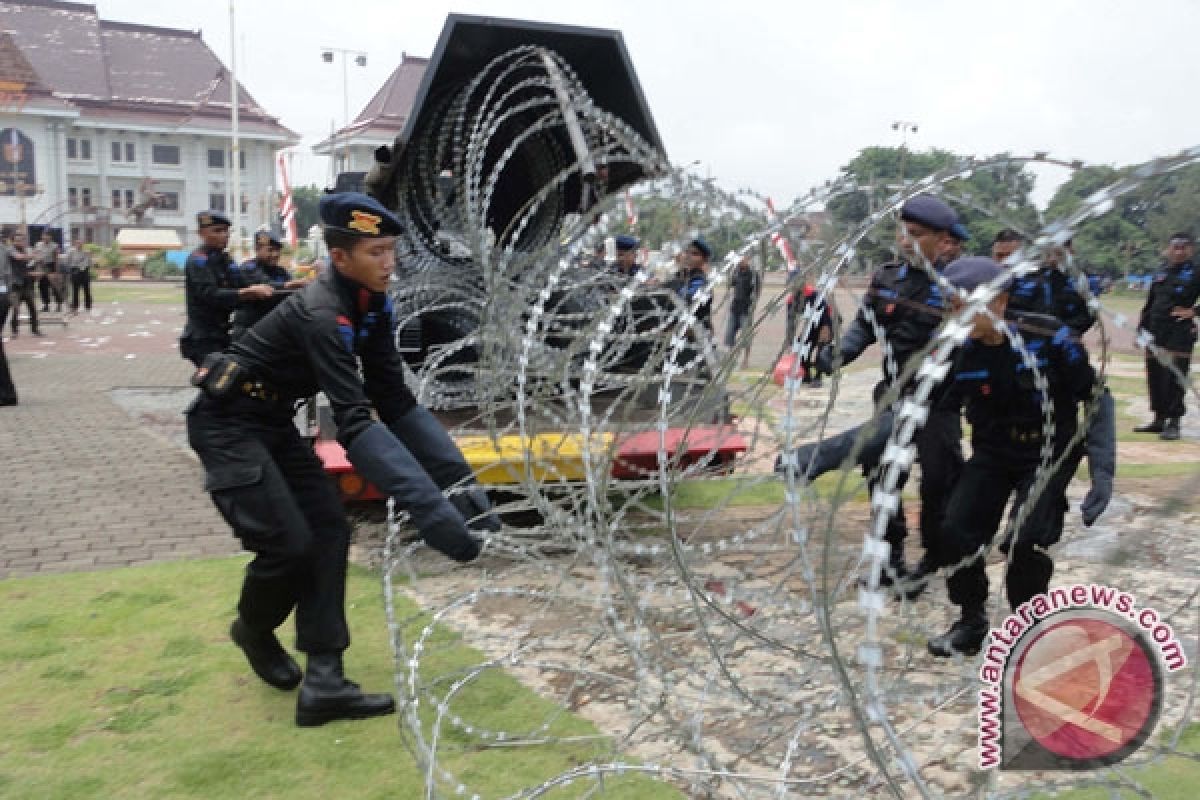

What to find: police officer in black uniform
left=1133, top=233, right=1200, bottom=441
left=927, top=257, right=1115, bottom=656
left=805, top=195, right=966, bottom=590
left=231, top=231, right=308, bottom=340
left=1001, top=231, right=1096, bottom=336
left=179, top=211, right=274, bottom=366
left=187, top=193, right=499, bottom=726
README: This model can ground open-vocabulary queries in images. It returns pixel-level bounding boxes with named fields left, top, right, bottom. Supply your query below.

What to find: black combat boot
left=1133, top=415, right=1165, bottom=434
left=1160, top=418, right=1181, bottom=441
left=927, top=607, right=989, bottom=657
left=230, top=618, right=302, bottom=690
left=295, top=652, right=395, bottom=727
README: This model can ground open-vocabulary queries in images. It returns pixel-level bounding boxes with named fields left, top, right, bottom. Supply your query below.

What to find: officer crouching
left=187, top=192, right=499, bottom=726
left=926, top=256, right=1115, bottom=657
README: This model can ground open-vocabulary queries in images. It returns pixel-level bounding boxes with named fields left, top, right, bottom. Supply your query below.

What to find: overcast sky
left=97, top=0, right=1198, bottom=208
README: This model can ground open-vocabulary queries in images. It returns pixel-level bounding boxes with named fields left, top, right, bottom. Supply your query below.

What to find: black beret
left=197, top=210, right=231, bottom=229
left=254, top=230, right=282, bottom=248
left=689, top=237, right=713, bottom=259
left=943, top=256, right=1009, bottom=292
left=319, top=192, right=403, bottom=237
left=899, top=195, right=958, bottom=233
left=950, top=222, right=971, bottom=242
left=615, top=234, right=639, bottom=251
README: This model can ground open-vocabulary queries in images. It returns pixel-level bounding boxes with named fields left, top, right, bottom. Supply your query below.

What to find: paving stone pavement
left=0, top=290, right=239, bottom=579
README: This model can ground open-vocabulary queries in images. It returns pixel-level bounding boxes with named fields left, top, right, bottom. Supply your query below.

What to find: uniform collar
left=330, top=267, right=388, bottom=317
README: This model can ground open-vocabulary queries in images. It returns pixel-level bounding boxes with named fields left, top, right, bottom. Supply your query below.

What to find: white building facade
left=0, top=1, right=298, bottom=249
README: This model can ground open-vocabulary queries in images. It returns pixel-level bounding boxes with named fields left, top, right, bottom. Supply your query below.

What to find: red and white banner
left=765, top=197, right=796, bottom=271
left=625, top=189, right=638, bottom=229
left=277, top=150, right=298, bottom=249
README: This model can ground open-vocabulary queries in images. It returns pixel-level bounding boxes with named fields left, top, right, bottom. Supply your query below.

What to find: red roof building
left=0, top=0, right=299, bottom=248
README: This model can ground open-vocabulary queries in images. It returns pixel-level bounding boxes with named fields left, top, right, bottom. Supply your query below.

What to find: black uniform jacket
left=1139, top=260, right=1200, bottom=350
left=182, top=246, right=241, bottom=343
left=840, top=260, right=946, bottom=385
left=228, top=269, right=416, bottom=448
left=940, top=312, right=1096, bottom=465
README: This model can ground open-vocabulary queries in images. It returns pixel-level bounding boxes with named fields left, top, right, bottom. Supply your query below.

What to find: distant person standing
left=180, top=211, right=273, bottom=366
left=678, top=237, right=714, bottom=332
left=6, top=230, right=39, bottom=337
left=32, top=230, right=62, bottom=312
left=1133, top=233, right=1200, bottom=441
left=798, top=284, right=834, bottom=387
left=64, top=237, right=93, bottom=314
left=724, top=256, right=760, bottom=360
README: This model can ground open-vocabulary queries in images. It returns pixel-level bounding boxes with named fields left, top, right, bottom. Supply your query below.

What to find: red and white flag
left=765, top=197, right=796, bottom=271
left=625, top=189, right=638, bottom=229
left=277, top=149, right=298, bottom=249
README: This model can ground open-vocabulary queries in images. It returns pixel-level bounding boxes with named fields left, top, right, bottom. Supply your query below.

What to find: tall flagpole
left=229, top=0, right=241, bottom=257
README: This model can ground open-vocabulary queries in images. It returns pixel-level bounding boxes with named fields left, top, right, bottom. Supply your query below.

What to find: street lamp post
left=321, top=47, right=368, bottom=180
left=891, top=120, right=919, bottom=181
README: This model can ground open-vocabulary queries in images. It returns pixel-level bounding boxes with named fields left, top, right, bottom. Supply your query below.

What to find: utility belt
left=191, top=353, right=283, bottom=404
left=1007, top=425, right=1045, bottom=445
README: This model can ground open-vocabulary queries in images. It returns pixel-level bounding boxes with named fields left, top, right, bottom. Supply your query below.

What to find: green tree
left=292, top=185, right=322, bottom=236
left=825, top=147, right=1040, bottom=271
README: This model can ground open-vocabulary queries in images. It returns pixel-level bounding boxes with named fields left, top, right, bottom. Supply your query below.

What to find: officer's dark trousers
left=936, top=447, right=1072, bottom=613
left=864, top=407, right=963, bottom=560
left=70, top=270, right=92, bottom=312
left=38, top=274, right=63, bottom=310
left=188, top=396, right=351, bottom=654
left=1145, top=349, right=1192, bottom=419
left=9, top=285, right=37, bottom=334
left=0, top=296, right=17, bottom=404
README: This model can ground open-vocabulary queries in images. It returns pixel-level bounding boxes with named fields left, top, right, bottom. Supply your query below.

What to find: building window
left=81, top=188, right=92, bottom=207
left=67, top=138, right=77, bottom=159
left=84, top=227, right=95, bottom=244
left=208, top=193, right=226, bottom=212
left=156, top=191, right=180, bottom=211
left=208, top=148, right=225, bottom=169
left=70, top=226, right=80, bottom=242
left=112, top=188, right=122, bottom=209
left=151, top=144, right=181, bottom=165
left=239, top=150, right=246, bottom=170
left=111, top=141, right=136, bottom=163
left=68, top=187, right=78, bottom=208
left=125, top=189, right=135, bottom=209
left=81, top=139, right=91, bottom=160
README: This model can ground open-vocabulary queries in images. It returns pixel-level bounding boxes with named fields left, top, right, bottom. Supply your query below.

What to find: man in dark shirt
left=927, top=257, right=1114, bottom=657
left=804, top=195, right=966, bottom=591
left=6, top=230, right=39, bottom=336
left=1001, top=231, right=1096, bottom=336
left=179, top=211, right=273, bottom=365
left=1133, top=233, right=1200, bottom=441
left=679, top=237, right=714, bottom=332
left=0, top=241, right=16, bottom=405
left=724, top=255, right=760, bottom=355
left=231, top=231, right=309, bottom=340
left=187, top=192, right=497, bottom=726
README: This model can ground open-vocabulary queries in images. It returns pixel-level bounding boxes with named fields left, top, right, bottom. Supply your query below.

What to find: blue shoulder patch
left=335, top=314, right=356, bottom=354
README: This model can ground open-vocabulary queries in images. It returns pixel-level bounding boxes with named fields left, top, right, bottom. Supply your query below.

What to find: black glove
left=814, top=344, right=834, bottom=376
left=346, top=423, right=481, bottom=562
left=1081, top=389, right=1116, bottom=527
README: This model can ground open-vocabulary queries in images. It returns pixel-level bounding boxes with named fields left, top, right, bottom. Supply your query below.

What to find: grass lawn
left=92, top=281, right=186, bottom=306
left=0, top=558, right=678, bottom=800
